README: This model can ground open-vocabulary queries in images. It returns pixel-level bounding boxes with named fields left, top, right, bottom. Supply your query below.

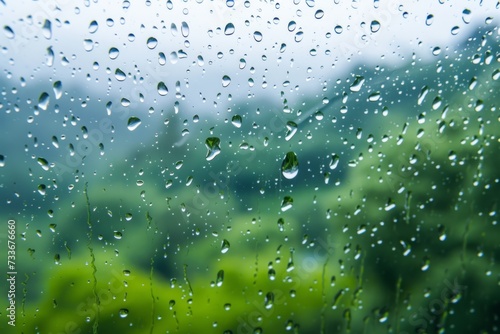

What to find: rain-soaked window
left=1, top=1, right=499, bottom=333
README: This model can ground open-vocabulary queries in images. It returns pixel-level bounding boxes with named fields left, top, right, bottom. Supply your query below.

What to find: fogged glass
left=1, top=1, right=499, bottom=333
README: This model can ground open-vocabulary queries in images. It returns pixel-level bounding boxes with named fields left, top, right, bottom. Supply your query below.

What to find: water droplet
left=0, top=155, right=5, bottom=168
left=181, top=21, right=189, bottom=37
left=462, top=8, right=471, bottom=24
left=119, top=309, right=129, bottom=318
left=216, top=270, right=224, bottom=286
left=492, top=69, right=500, bottom=81
left=205, top=137, right=221, bottom=161
left=288, top=21, right=296, bottom=32
left=37, top=157, right=50, bottom=171
left=38, top=92, right=50, bottom=110
left=127, top=117, right=141, bottom=131
left=88, top=20, right=98, bottom=33
left=349, top=76, right=365, bottom=92
left=417, top=85, right=429, bottom=105
left=114, top=231, right=122, bottom=239
left=425, top=14, right=434, bottom=26
left=3, top=25, right=15, bottom=39
left=314, top=10, right=324, bottom=19
left=222, top=75, right=231, bottom=87
left=450, top=25, right=460, bottom=35
left=268, top=268, right=276, bottom=280
left=53, top=81, right=63, bottom=99
left=370, top=20, right=380, bottom=33
left=285, top=121, right=298, bottom=141
left=329, top=153, right=340, bottom=170
left=294, top=31, right=303, bottom=42
left=157, top=81, right=168, bottom=96
left=334, top=25, right=343, bottom=34
left=253, top=31, right=263, bottom=42
left=221, top=239, right=230, bottom=253
left=231, top=115, right=242, bottom=128
left=42, top=19, right=52, bottom=39
left=147, top=37, right=158, bottom=49
left=224, top=23, right=235, bottom=35
left=38, top=184, right=47, bottom=195
left=115, top=68, right=126, bottom=81
left=83, top=39, right=94, bottom=52
left=281, top=196, right=293, bottom=211
left=109, top=47, right=120, bottom=60
left=281, top=152, right=299, bottom=179
left=46, top=46, right=54, bottom=66
left=264, top=292, right=274, bottom=309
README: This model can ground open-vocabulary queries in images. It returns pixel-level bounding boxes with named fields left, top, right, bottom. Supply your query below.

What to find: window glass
left=1, top=1, right=499, bottom=333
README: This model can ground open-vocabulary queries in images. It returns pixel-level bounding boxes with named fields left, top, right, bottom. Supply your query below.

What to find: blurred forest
left=1, top=21, right=500, bottom=334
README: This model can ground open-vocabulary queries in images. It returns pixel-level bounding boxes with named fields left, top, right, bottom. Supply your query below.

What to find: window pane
left=1, top=1, right=499, bottom=333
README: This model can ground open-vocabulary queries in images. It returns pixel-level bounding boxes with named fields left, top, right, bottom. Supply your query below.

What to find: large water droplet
left=115, top=68, right=126, bottom=81
left=147, top=37, right=158, bottom=49
left=216, top=270, right=224, bottom=287
left=53, top=81, right=62, bottom=99
left=231, top=115, right=242, bottom=128
left=264, top=292, right=274, bottom=309
left=329, top=153, right=340, bottom=170
left=38, top=92, right=50, bottom=110
left=417, top=85, right=429, bottom=105
left=370, top=20, right=380, bottom=33
left=221, top=239, right=230, bottom=253
left=42, top=19, right=52, bottom=39
left=224, top=23, right=235, bottom=35
left=253, top=31, right=263, bottom=42
left=285, top=121, right=298, bottom=141
left=119, top=309, right=129, bottom=318
left=3, top=25, right=15, bottom=39
left=222, top=75, right=231, bottom=87
left=37, top=157, right=50, bottom=171
left=88, top=20, right=98, bottom=33
left=109, top=47, right=119, bottom=60
left=281, top=151, right=299, bottom=179
left=157, top=81, right=168, bottom=96
left=205, top=137, right=221, bottom=161
left=349, top=75, right=365, bottom=92
left=181, top=21, right=189, bottom=37
left=127, top=117, right=142, bottom=131
left=281, top=196, right=293, bottom=211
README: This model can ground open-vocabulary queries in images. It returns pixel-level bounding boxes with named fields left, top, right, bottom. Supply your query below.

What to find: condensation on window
left=0, top=1, right=499, bottom=333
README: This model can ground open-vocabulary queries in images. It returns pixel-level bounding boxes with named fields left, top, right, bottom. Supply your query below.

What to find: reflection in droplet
left=231, top=115, right=242, bottom=128
left=38, top=92, right=50, bottom=110
left=329, top=153, right=340, bottom=170
left=205, top=137, right=221, bottom=161
left=119, top=309, right=129, bottom=318
left=281, top=196, right=293, bottom=211
left=285, top=121, right=298, bottom=141
left=349, top=75, right=365, bottom=92
left=127, top=117, right=142, bottom=131
left=221, top=239, right=230, bottom=253
left=281, top=151, right=299, bottom=179
left=216, top=270, right=224, bottom=287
